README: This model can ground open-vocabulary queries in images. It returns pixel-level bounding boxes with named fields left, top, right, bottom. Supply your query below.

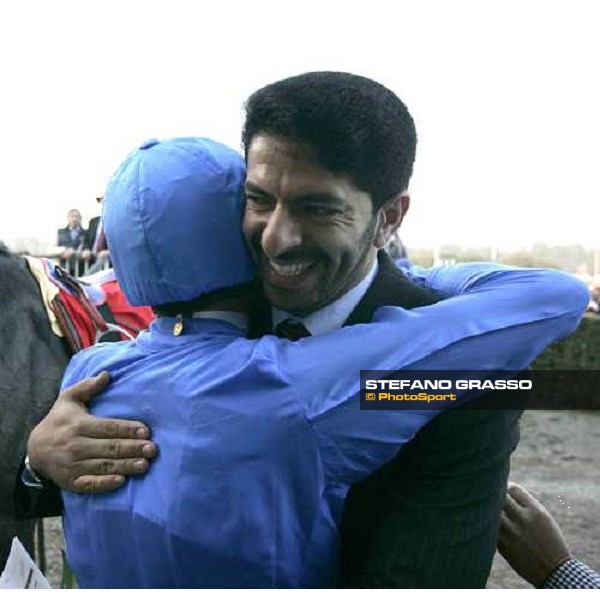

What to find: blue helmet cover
left=103, top=137, right=255, bottom=306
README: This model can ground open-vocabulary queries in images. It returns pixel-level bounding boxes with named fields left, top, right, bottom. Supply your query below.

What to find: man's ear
left=374, top=193, right=410, bottom=248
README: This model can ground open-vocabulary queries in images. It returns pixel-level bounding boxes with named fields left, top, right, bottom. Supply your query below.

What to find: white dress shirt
left=272, top=260, right=379, bottom=336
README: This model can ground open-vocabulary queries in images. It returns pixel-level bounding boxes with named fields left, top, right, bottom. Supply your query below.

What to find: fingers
left=76, top=416, right=151, bottom=440
left=507, top=482, right=550, bottom=520
left=60, top=371, right=111, bottom=406
left=69, top=454, right=155, bottom=493
left=503, top=482, right=556, bottom=533
left=73, top=457, right=151, bottom=477
left=67, top=454, right=156, bottom=493
left=502, top=491, right=523, bottom=521
left=499, top=510, right=517, bottom=538
left=497, top=512, right=516, bottom=555
left=69, top=438, right=157, bottom=461
left=507, top=482, right=536, bottom=508
left=70, top=474, right=126, bottom=494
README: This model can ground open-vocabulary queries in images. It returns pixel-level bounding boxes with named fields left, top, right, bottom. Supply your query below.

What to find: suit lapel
left=344, top=251, right=440, bottom=326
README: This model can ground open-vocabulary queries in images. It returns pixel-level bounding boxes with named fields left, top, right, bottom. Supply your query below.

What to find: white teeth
left=269, top=261, right=313, bottom=277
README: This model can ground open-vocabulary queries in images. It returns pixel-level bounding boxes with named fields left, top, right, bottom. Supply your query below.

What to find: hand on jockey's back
left=28, top=372, right=157, bottom=493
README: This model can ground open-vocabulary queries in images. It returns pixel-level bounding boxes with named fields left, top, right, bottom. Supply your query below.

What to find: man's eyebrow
left=244, top=183, right=348, bottom=208
left=296, top=193, right=347, bottom=208
left=244, top=181, right=270, bottom=196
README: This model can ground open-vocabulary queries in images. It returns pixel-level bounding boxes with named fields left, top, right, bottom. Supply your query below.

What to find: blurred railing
left=30, top=252, right=111, bottom=278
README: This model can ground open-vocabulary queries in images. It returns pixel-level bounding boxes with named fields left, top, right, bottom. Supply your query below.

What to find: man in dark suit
left=82, top=196, right=110, bottom=274
left=56, top=209, right=87, bottom=275
left=240, top=73, right=522, bottom=586
left=56, top=209, right=86, bottom=254
left=83, top=216, right=101, bottom=254
left=22, top=72, right=524, bottom=587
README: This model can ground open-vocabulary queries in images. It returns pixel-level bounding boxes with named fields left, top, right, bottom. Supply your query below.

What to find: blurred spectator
left=499, top=482, right=600, bottom=588
left=586, top=284, right=599, bottom=313
left=56, top=209, right=86, bottom=258
left=55, top=209, right=87, bottom=274
left=82, top=196, right=110, bottom=274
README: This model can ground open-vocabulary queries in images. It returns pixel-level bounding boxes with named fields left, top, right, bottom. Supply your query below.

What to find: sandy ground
left=40, top=410, right=599, bottom=589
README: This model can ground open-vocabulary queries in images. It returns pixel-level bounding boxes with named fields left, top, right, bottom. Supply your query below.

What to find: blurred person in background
left=82, top=196, right=110, bottom=274
left=55, top=209, right=86, bottom=273
left=56, top=209, right=86, bottom=258
left=586, top=283, right=599, bottom=313
left=386, top=232, right=411, bottom=269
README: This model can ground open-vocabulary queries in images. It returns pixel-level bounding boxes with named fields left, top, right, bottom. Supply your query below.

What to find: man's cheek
left=241, top=218, right=253, bottom=245
left=242, top=226, right=263, bottom=263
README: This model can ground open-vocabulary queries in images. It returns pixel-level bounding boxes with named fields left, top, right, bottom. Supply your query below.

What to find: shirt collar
left=272, top=260, right=378, bottom=336
left=188, top=311, right=249, bottom=333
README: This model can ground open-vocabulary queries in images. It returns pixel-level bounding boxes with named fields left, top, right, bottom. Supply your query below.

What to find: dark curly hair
left=242, top=71, right=417, bottom=210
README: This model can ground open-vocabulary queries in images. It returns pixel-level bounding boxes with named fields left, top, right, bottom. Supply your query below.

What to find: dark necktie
left=274, top=319, right=311, bottom=341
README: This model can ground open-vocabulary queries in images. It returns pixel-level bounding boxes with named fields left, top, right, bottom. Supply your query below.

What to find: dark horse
left=0, top=242, right=71, bottom=568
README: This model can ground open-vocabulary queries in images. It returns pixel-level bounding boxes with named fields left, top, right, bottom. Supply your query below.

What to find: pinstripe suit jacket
left=339, top=251, right=523, bottom=588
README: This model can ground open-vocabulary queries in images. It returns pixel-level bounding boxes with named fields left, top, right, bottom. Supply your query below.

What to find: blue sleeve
left=308, top=317, right=559, bottom=485
left=278, top=266, right=588, bottom=484
left=403, top=261, right=537, bottom=297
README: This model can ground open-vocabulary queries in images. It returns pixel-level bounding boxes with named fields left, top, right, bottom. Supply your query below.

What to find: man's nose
left=261, top=206, right=303, bottom=258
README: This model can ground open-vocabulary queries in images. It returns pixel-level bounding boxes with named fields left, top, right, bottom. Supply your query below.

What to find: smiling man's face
left=243, top=135, right=380, bottom=316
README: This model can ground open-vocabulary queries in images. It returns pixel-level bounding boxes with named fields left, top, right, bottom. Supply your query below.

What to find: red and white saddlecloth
left=25, top=257, right=154, bottom=353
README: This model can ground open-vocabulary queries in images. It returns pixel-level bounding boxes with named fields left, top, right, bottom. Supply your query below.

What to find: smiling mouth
left=268, top=259, right=315, bottom=277
left=261, top=259, right=318, bottom=289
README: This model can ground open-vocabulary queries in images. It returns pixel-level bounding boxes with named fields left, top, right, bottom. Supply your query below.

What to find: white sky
left=0, top=0, right=598, bottom=251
